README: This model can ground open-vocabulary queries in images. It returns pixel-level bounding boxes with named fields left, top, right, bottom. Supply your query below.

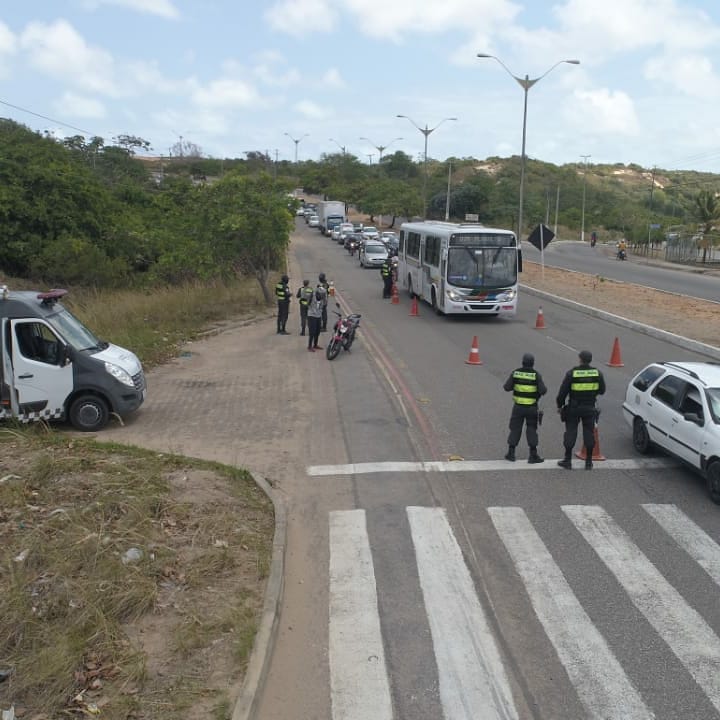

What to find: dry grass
left=0, top=428, right=274, bottom=719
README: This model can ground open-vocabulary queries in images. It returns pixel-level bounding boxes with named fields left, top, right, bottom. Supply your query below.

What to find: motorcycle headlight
left=105, top=362, right=135, bottom=388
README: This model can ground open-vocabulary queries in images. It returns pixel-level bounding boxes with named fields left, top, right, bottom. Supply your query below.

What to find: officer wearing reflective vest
left=381, top=257, right=393, bottom=298
left=556, top=349, right=606, bottom=470
left=503, top=353, right=547, bottom=463
left=296, top=280, right=314, bottom=336
left=275, top=274, right=291, bottom=335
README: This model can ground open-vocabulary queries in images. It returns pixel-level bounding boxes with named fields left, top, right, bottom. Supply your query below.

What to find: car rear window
left=633, top=365, right=665, bottom=392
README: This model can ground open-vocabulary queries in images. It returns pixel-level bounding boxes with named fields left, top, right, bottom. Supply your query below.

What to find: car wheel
left=632, top=417, right=652, bottom=454
left=706, top=461, right=720, bottom=505
left=69, top=394, right=110, bottom=432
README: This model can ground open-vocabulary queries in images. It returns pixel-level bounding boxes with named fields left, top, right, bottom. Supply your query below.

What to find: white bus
left=397, top=221, right=519, bottom=316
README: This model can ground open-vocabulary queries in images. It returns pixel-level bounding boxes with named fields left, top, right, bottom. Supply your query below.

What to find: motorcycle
left=326, top=304, right=361, bottom=360
left=348, top=239, right=358, bottom=256
left=617, top=248, right=626, bottom=260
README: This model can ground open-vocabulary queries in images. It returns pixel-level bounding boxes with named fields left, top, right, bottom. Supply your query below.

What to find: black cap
left=522, top=353, right=535, bottom=367
left=281, top=274, right=289, bottom=283
left=579, top=350, right=592, bottom=363
left=319, top=272, right=326, bottom=281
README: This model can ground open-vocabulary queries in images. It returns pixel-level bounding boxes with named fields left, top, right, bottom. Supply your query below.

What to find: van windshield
left=49, top=308, right=105, bottom=352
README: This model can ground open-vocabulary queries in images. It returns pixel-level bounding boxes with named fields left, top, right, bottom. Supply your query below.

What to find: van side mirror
left=60, top=344, right=72, bottom=366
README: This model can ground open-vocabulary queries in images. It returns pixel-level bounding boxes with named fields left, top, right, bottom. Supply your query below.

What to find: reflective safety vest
left=570, top=367, right=601, bottom=401
left=512, top=369, right=540, bottom=405
left=275, top=282, right=290, bottom=301
left=299, top=286, right=313, bottom=306
left=381, top=263, right=391, bottom=277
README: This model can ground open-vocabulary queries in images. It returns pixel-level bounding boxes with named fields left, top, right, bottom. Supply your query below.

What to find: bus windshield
left=447, top=247, right=517, bottom=290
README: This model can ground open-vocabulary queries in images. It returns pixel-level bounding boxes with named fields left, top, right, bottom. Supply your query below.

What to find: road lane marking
left=489, top=506, right=653, bottom=720
left=307, top=458, right=675, bottom=476
left=407, top=506, right=519, bottom=720
left=564, top=504, right=720, bottom=714
left=329, top=510, right=393, bottom=720
left=643, top=504, right=720, bottom=586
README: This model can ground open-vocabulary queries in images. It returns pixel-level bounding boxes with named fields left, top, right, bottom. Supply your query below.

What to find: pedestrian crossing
left=329, top=504, right=720, bottom=720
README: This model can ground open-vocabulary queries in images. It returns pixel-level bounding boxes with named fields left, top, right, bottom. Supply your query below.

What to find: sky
left=2, top=0, right=720, bottom=172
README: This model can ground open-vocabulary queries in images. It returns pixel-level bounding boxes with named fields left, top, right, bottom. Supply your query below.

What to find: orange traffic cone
left=607, top=337, right=624, bottom=367
left=575, top=426, right=606, bottom=461
left=409, top=295, right=419, bottom=317
left=535, top=306, right=546, bottom=329
left=391, top=283, right=400, bottom=304
left=465, top=336, right=483, bottom=365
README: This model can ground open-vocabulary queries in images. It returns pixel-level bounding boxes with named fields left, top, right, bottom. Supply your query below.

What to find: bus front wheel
left=431, top=287, right=443, bottom=315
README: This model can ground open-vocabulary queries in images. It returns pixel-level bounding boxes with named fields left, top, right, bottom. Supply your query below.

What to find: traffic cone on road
left=409, top=295, right=419, bottom=317
left=535, top=306, right=546, bottom=329
left=607, top=337, right=624, bottom=367
left=391, top=283, right=400, bottom=304
left=465, top=336, right=483, bottom=365
left=575, top=426, right=606, bottom=461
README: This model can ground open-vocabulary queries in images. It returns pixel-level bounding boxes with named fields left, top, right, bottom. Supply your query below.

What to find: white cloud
left=20, top=19, right=120, bottom=96
left=322, top=68, right=344, bottom=88
left=265, top=0, right=338, bottom=36
left=191, top=77, right=260, bottom=109
left=0, top=21, right=17, bottom=54
left=571, top=88, right=640, bottom=135
left=294, top=99, right=328, bottom=119
left=82, top=0, right=180, bottom=19
left=645, top=54, right=720, bottom=98
left=54, top=92, right=107, bottom=119
left=251, top=52, right=302, bottom=87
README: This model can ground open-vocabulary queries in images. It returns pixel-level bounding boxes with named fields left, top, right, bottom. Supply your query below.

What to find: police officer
left=275, top=274, right=291, bottom=335
left=381, top=257, right=393, bottom=298
left=503, top=353, right=547, bottom=463
left=318, top=272, right=330, bottom=331
left=556, top=349, right=606, bottom=470
left=296, top=279, right=313, bottom=336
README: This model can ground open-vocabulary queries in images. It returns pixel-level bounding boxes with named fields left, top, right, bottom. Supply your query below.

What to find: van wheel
left=632, top=417, right=652, bottom=454
left=707, top=461, right=720, bottom=505
left=69, top=395, right=110, bottom=432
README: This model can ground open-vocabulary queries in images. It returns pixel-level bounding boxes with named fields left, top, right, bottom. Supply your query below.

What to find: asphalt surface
left=101, top=222, right=720, bottom=720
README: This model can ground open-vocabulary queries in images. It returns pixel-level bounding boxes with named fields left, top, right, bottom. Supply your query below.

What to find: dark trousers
left=563, top=405, right=596, bottom=457
left=299, top=306, right=308, bottom=334
left=307, top=316, right=321, bottom=348
left=383, top=275, right=393, bottom=298
left=277, top=301, right=289, bottom=332
left=321, top=305, right=327, bottom=331
left=507, top=404, right=540, bottom=448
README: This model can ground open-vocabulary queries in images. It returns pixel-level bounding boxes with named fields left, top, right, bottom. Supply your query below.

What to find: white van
left=0, top=285, right=146, bottom=431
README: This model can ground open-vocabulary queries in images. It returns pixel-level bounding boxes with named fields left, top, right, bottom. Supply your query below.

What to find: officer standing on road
left=306, top=285, right=326, bottom=352
left=296, top=279, right=313, bottom=336
left=381, top=257, right=393, bottom=298
left=503, top=353, right=547, bottom=463
left=275, top=274, right=291, bottom=335
left=556, top=349, right=606, bottom=470
left=318, top=272, right=330, bottom=331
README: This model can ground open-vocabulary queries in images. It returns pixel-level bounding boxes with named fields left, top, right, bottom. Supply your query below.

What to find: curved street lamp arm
left=396, top=114, right=427, bottom=135
left=428, top=117, right=458, bottom=135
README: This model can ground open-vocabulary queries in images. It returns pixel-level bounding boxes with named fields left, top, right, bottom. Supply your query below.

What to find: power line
left=0, top=97, right=94, bottom=136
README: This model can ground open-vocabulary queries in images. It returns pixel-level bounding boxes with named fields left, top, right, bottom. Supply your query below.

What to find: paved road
left=105, top=220, right=720, bottom=720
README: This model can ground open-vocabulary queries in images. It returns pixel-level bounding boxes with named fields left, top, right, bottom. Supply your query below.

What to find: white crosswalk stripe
left=489, top=506, right=653, bottom=720
left=564, top=504, right=720, bottom=714
left=328, top=504, right=720, bottom=719
left=407, top=506, right=519, bottom=720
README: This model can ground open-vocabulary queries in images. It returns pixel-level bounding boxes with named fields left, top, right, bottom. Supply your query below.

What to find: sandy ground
left=521, top=261, right=720, bottom=348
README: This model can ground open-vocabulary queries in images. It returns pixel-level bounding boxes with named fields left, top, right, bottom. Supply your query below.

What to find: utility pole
left=553, top=185, right=560, bottom=237
left=445, top=161, right=452, bottom=221
left=647, top=166, right=657, bottom=254
left=580, top=154, right=591, bottom=242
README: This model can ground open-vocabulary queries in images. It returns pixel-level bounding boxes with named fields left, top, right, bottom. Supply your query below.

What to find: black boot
left=585, top=456, right=593, bottom=470
left=504, top=446, right=516, bottom=462
left=528, top=447, right=544, bottom=464
left=557, top=456, right=572, bottom=469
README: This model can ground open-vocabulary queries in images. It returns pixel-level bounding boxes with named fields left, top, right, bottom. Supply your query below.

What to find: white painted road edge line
left=307, top=458, right=676, bottom=476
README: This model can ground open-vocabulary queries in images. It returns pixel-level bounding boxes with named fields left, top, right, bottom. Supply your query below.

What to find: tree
left=694, top=189, right=720, bottom=263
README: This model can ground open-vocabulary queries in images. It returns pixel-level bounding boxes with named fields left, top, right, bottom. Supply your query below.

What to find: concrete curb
left=232, top=473, right=287, bottom=720
left=521, top=284, right=720, bottom=361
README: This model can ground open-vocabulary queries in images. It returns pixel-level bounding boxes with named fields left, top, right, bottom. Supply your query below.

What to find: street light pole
left=328, top=138, right=347, bottom=155
left=580, top=154, right=591, bottom=242
left=359, top=136, right=403, bottom=163
left=284, top=132, right=308, bottom=163
left=476, top=54, right=579, bottom=244
left=445, top=161, right=452, bottom=221
left=396, top=115, right=457, bottom=219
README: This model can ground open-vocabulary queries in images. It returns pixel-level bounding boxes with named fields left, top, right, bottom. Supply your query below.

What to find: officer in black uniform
left=318, top=272, right=330, bottom=331
left=296, top=279, right=313, bottom=335
left=503, top=353, right=547, bottom=463
left=381, top=257, right=393, bottom=298
left=556, top=349, right=606, bottom=469
left=275, top=274, right=291, bottom=334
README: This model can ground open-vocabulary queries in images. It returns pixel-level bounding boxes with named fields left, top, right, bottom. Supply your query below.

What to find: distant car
left=353, top=223, right=364, bottom=233
left=308, top=214, right=320, bottom=228
left=331, top=226, right=342, bottom=242
left=361, top=226, right=380, bottom=241
left=359, top=241, right=389, bottom=268
left=380, top=231, right=399, bottom=255
left=380, top=231, right=397, bottom=243
left=296, top=207, right=305, bottom=216
left=622, top=361, right=720, bottom=503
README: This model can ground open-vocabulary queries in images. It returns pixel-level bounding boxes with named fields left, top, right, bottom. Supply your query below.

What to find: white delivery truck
left=0, top=284, right=146, bottom=432
left=317, top=200, right=346, bottom=236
